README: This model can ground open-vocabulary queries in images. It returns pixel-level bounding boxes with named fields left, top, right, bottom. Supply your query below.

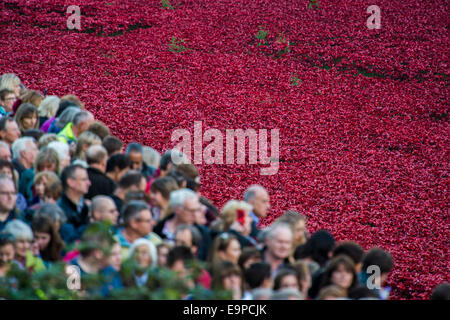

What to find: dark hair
left=333, top=241, right=365, bottom=265
left=430, top=283, right=450, bottom=300
left=0, top=117, right=16, bottom=131
left=0, top=233, right=15, bottom=247
left=118, top=170, right=144, bottom=189
left=244, top=262, right=271, bottom=289
left=0, top=159, right=14, bottom=175
left=174, top=224, right=202, bottom=248
left=294, top=230, right=335, bottom=267
left=55, top=100, right=78, bottom=118
left=31, top=216, right=64, bottom=262
left=160, top=150, right=174, bottom=171
left=211, top=260, right=242, bottom=291
left=362, top=248, right=393, bottom=274
left=23, top=129, right=44, bottom=142
left=273, top=268, right=299, bottom=291
left=106, top=154, right=131, bottom=173
left=125, top=142, right=143, bottom=154
left=348, top=285, right=380, bottom=299
left=167, top=245, right=194, bottom=268
left=175, top=164, right=200, bottom=192
left=150, top=176, right=179, bottom=199
left=78, top=222, right=115, bottom=258
left=166, top=170, right=187, bottom=188
left=319, top=255, right=359, bottom=293
left=0, top=88, right=14, bottom=100
left=14, top=103, right=38, bottom=131
left=87, top=122, right=110, bottom=140
left=237, top=247, right=262, bottom=271
left=60, top=164, right=86, bottom=190
left=102, top=136, right=124, bottom=156
left=122, top=200, right=150, bottom=228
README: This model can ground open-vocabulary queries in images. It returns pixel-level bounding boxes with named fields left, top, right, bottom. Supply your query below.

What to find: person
left=348, top=285, right=380, bottom=300
left=121, top=238, right=158, bottom=288
left=317, top=255, right=359, bottom=298
left=0, top=89, right=16, bottom=117
left=47, top=105, right=79, bottom=135
left=294, top=229, right=336, bottom=268
left=243, top=185, right=270, bottom=236
left=14, top=103, right=39, bottom=133
left=106, top=153, right=131, bottom=183
left=11, top=137, right=38, bottom=177
left=156, top=242, right=172, bottom=268
left=275, top=210, right=308, bottom=254
left=142, top=146, right=160, bottom=169
left=317, top=284, right=347, bottom=300
left=271, top=288, right=303, bottom=300
left=0, top=233, right=17, bottom=277
left=154, top=188, right=211, bottom=261
left=57, top=164, right=91, bottom=243
left=115, top=200, right=162, bottom=259
left=28, top=171, right=60, bottom=209
left=261, top=222, right=293, bottom=277
left=3, top=219, right=45, bottom=273
left=126, top=142, right=155, bottom=180
left=238, top=247, right=262, bottom=271
left=17, top=90, right=43, bottom=109
left=211, top=260, right=243, bottom=300
left=38, top=133, right=59, bottom=149
left=31, top=216, right=64, bottom=265
left=0, top=175, right=20, bottom=231
left=73, top=131, right=102, bottom=164
left=102, top=136, right=124, bottom=156
left=89, top=195, right=119, bottom=225
left=33, top=203, right=67, bottom=232
left=430, top=283, right=450, bottom=300
left=174, top=224, right=202, bottom=258
left=359, top=247, right=394, bottom=300
left=0, top=117, right=21, bottom=147
left=109, top=241, right=122, bottom=272
left=210, top=200, right=256, bottom=248
left=273, top=268, right=300, bottom=291
left=85, top=145, right=116, bottom=199
left=242, top=262, right=272, bottom=300
left=0, top=141, right=12, bottom=161
left=37, top=95, right=60, bottom=128
left=47, top=141, right=71, bottom=169
left=149, top=176, right=179, bottom=221
left=111, top=170, right=146, bottom=214
left=208, top=232, right=242, bottom=272
left=87, top=122, right=110, bottom=141
left=290, top=260, right=312, bottom=299
left=0, top=74, right=22, bottom=98
left=57, top=110, right=95, bottom=145
left=166, top=245, right=196, bottom=291
left=333, top=241, right=365, bottom=273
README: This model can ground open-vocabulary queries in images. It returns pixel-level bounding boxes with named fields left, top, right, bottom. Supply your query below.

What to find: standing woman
left=14, top=103, right=39, bottom=133
left=38, top=95, right=60, bottom=130
left=31, top=216, right=64, bottom=267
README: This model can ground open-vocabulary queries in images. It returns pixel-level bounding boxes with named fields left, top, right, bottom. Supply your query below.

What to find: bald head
left=90, top=195, right=119, bottom=225
left=244, top=185, right=270, bottom=219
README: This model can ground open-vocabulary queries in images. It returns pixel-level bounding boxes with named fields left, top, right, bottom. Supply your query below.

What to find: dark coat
left=85, top=167, right=116, bottom=200
left=57, top=193, right=89, bottom=243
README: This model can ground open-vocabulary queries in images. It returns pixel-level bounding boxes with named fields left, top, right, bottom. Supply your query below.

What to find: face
left=132, top=209, right=154, bottom=237
left=279, top=274, right=300, bottom=291
left=34, top=177, right=48, bottom=198
left=23, top=142, right=39, bottom=168
left=39, top=161, right=57, bottom=173
left=0, top=147, right=11, bottom=162
left=95, top=199, right=119, bottom=224
left=243, top=256, right=262, bottom=270
left=249, top=189, right=270, bottom=219
left=223, top=239, right=242, bottom=264
left=266, top=227, right=293, bottom=260
left=223, top=274, right=241, bottom=291
left=175, top=229, right=193, bottom=248
left=13, top=84, right=21, bottom=97
left=128, top=152, right=143, bottom=171
left=21, top=113, right=38, bottom=130
left=34, top=231, right=51, bottom=251
left=158, top=246, right=169, bottom=267
left=68, top=168, right=91, bottom=195
left=149, top=190, right=166, bottom=209
left=31, top=238, right=40, bottom=256
left=1, top=120, right=21, bottom=145
left=177, top=196, right=201, bottom=225
left=0, top=244, right=15, bottom=265
left=331, top=264, right=354, bottom=290
left=109, top=243, right=122, bottom=271
left=1, top=93, right=16, bottom=112
left=0, top=179, right=17, bottom=212
left=195, top=205, right=207, bottom=225
left=76, top=116, right=95, bottom=135
left=15, top=239, right=31, bottom=259
left=294, top=219, right=307, bottom=244
left=0, top=166, right=13, bottom=180
left=134, top=244, right=152, bottom=269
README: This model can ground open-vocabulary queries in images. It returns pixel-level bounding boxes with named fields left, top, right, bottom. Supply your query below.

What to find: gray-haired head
left=11, top=136, right=35, bottom=160
left=3, top=220, right=33, bottom=242
left=34, top=203, right=67, bottom=225
left=169, top=188, right=198, bottom=211
left=72, top=110, right=94, bottom=127
left=55, top=106, right=80, bottom=128
left=243, top=184, right=267, bottom=202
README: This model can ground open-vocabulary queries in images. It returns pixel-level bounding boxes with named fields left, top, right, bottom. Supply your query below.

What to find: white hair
left=169, top=188, right=198, bottom=210
left=244, top=184, right=267, bottom=202
left=265, top=222, right=293, bottom=241
left=0, top=140, right=10, bottom=150
left=4, top=219, right=33, bottom=242
left=0, top=73, right=21, bottom=91
left=11, top=137, right=35, bottom=159
left=128, top=238, right=158, bottom=268
left=38, top=95, right=60, bottom=118
left=142, top=146, right=161, bottom=169
left=47, top=141, right=70, bottom=162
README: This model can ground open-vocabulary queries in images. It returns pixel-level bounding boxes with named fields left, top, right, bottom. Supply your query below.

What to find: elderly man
left=85, top=145, right=116, bottom=199
left=89, top=195, right=119, bottom=225
left=0, top=175, right=19, bottom=231
left=0, top=141, right=11, bottom=162
left=262, top=222, right=293, bottom=277
left=244, top=184, right=271, bottom=237
left=11, top=137, right=38, bottom=177
left=0, top=117, right=21, bottom=147
left=154, top=188, right=211, bottom=260
left=58, top=110, right=95, bottom=144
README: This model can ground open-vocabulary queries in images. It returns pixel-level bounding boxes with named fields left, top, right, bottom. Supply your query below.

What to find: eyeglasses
left=183, top=207, right=202, bottom=214
left=0, top=191, right=17, bottom=197
left=136, top=218, right=153, bottom=224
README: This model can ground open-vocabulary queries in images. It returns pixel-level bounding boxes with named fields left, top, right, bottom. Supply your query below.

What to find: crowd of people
left=0, top=73, right=448, bottom=300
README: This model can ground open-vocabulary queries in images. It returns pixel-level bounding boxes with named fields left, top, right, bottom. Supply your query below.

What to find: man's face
left=249, top=189, right=270, bottom=219
left=0, top=243, right=15, bottom=265
left=149, top=190, right=166, bottom=208
left=176, top=197, right=201, bottom=225
left=94, top=199, right=119, bottom=225
left=132, top=209, right=154, bottom=237
left=175, top=229, right=193, bottom=248
left=128, top=152, right=143, bottom=171
left=0, top=147, right=11, bottom=162
left=68, top=168, right=91, bottom=196
left=0, top=179, right=17, bottom=212
left=0, top=120, right=21, bottom=145
left=76, top=116, right=95, bottom=135
left=266, top=227, right=293, bottom=260
left=1, top=93, right=16, bottom=112
left=22, top=141, right=38, bottom=168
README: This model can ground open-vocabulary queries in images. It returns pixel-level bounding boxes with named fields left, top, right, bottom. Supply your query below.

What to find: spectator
left=243, top=185, right=270, bottom=238
left=430, top=283, right=450, bottom=300
left=243, top=262, right=272, bottom=299
left=0, top=74, right=22, bottom=98
left=106, top=154, right=131, bottom=183
left=23, top=129, right=44, bottom=142
left=11, top=137, right=38, bottom=177
left=156, top=242, right=173, bottom=268
left=109, top=241, right=122, bottom=272
left=115, top=200, right=162, bottom=259
left=348, top=285, right=380, bottom=300
left=209, top=232, right=242, bottom=270
left=111, top=170, right=146, bottom=213
left=276, top=210, right=308, bottom=251
left=273, top=268, right=300, bottom=291
left=126, top=142, right=155, bottom=180
left=47, top=105, right=79, bottom=135
left=262, top=222, right=293, bottom=277
left=211, top=260, right=243, bottom=300
left=149, top=176, right=179, bottom=221
left=0, top=89, right=16, bottom=117
left=0, top=141, right=12, bottom=161
left=174, top=224, right=202, bottom=258
left=167, top=245, right=196, bottom=290
left=87, top=122, right=110, bottom=141
left=238, top=247, right=262, bottom=271
left=73, top=131, right=102, bottom=164
left=121, top=238, right=157, bottom=288
left=43, top=178, right=63, bottom=204
left=57, top=164, right=91, bottom=243
left=252, top=288, right=273, bottom=300
left=37, top=95, right=60, bottom=128
left=295, top=230, right=336, bottom=268
left=333, top=241, right=365, bottom=273
left=142, top=146, right=160, bottom=169
left=89, top=195, right=119, bottom=225
left=271, top=288, right=303, bottom=300
left=17, top=90, right=43, bottom=109
left=58, top=110, right=95, bottom=145
left=29, top=171, right=60, bottom=210
left=359, top=247, right=394, bottom=300
left=0, top=233, right=17, bottom=277
left=317, top=255, right=359, bottom=297
left=158, top=150, right=189, bottom=178
left=38, top=133, right=59, bottom=149
left=0, top=175, right=20, bottom=231
left=33, top=203, right=67, bottom=232
left=102, top=136, right=124, bottom=156
left=85, top=145, right=115, bottom=199
left=47, top=141, right=70, bottom=169
left=31, top=216, right=64, bottom=265
left=60, top=95, right=84, bottom=109
left=14, top=103, right=39, bottom=133
left=317, top=284, right=347, bottom=300
left=0, top=117, right=21, bottom=147
left=290, top=260, right=312, bottom=299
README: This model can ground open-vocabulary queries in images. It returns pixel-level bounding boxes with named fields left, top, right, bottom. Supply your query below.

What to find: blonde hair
left=38, top=95, right=60, bottom=118
left=212, top=200, right=252, bottom=232
left=74, top=131, right=101, bottom=161
left=60, top=94, right=84, bottom=109
left=19, top=90, right=44, bottom=108
left=33, top=170, right=60, bottom=186
left=38, top=133, right=59, bottom=149
left=0, top=73, right=21, bottom=93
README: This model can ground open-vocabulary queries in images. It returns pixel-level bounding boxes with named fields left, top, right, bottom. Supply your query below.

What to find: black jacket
left=57, top=193, right=89, bottom=243
left=86, top=167, right=116, bottom=200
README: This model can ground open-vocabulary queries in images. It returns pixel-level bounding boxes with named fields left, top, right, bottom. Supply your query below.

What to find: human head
left=243, top=185, right=270, bottom=219
left=19, top=90, right=44, bottom=108
left=47, top=141, right=70, bottom=169
left=78, top=222, right=116, bottom=269
left=271, top=288, right=303, bottom=300
left=86, top=145, right=108, bottom=173
left=4, top=219, right=33, bottom=260
left=320, top=255, right=358, bottom=294
left=102, top=136, right=124, bottom=156
left=11, top=136, right=38, bottom=169
left=294, top=230, right=335, bottom=267
left=175, top=163, right=200, bottom=192
left=87, top=122, right=110, bottom=141
left=33, top=171, right=60, bottom=200
left=23, top=129, right=44, bottom=142
left=142, top=146, right=160, bottom=169
left=0, top=73, right=21, bottom=97
left=109, top=242, right=122, bottom=272
left=156, top=242, right=173, bottom=267
left=90, top=195, right=119, bottom=225
left=60, top=94, right=84, bottom=109
left=217, top=200, right=252, bottom=235
left=430, top=283, right=450, bottom=300
left=14, top=103, right=39, bottom=131
left=237, top=247, right=263, bottom=271
left=106, top=154, right=131, bottom=182
left=0, top=175, right=17, bottom=214
left=244, top=262, right=272, bottom=290
left=38, top=95, right=60, bottom=119
left=38, top=133, right=59, bottom=149
left=169, top=188, right=201, bottom=225
left=122, top=200, right=155, bottom=237
left=0, top=160, right=15, bottom=181
left=317, top=285, right=347, bottom=300
left=0, top=88, right=16, bottom=113
left=34, top=146, right=60, bottom=174
left=31, top=216, right=63, bottom=262
left=174, top=224, right=202, bottom=256
left=265, top=222, right=293, bottom=261
left=126, top=142, right=144, bottom=171
left=274, top=268, right=300, bottom=291
left=167, top=245, right=194, bottom=279
left=333, top=241, right=365, bottom=273
left=211, top=260, right=243, bottom=300
left=149, top=176, right=179, bottom=209
left=0, top=117, right=21, bottom=146
left=117, top=170, right=146, bottom=194
left=34, top=203, right=66, bottom=231
left=74, top=131, right=102, bottom=161
left=210, top=232, right=242, bottom=265
left=362, top=248, right=394, bottom=286
left=128, top=238, right=158, bottom=269
left=0, top=141, right=11, bottom=161
left=0, top=233, right=15, bottom=266
left=71, top=110, right=95, bottom=138
left=55, top=106, right=79, bottom=130
left=43, top=178, right=63, bottom=203
left=162, top=149, right=189, bottom=176
left=348, top=285, right=380, bottom=300
left=276, top=210, right=308, bottom=246
left=60, top=164, right=91, bottom=196
left=290, top=260, right=312, bottom=296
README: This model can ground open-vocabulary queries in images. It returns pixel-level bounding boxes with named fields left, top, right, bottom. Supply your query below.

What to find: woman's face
left=223, top=239, right=242, bottom=264
left=134, top=244, right=151, bottom=269
left=149, top=191, right=165, bottom=209
left=34, top=231, right=51, bottom=251
left=279, top=274, right=300, bottom=291
left=0, top=167, right=14, bottom=180
left=14, top=84, right=21, bottom=97
left=223, top=273, right=241, bottom=291
left=294, top=219, right=307, bottom=244
left=39, top=162, right=57, bottom=173
left=331, top=264, right=354, bottom=290
left=109, top=243, right=122, bottom=271
left=34, top=177, right=48, bottom=198
left=22, top=113, right=37, bottom=130
left=157, top=246, right=169, bottom=267
left=15, top=239, right=31, bottom=259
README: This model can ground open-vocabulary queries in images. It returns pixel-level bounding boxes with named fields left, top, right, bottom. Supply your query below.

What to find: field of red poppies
left=1, top=0, right=448, bottom=299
